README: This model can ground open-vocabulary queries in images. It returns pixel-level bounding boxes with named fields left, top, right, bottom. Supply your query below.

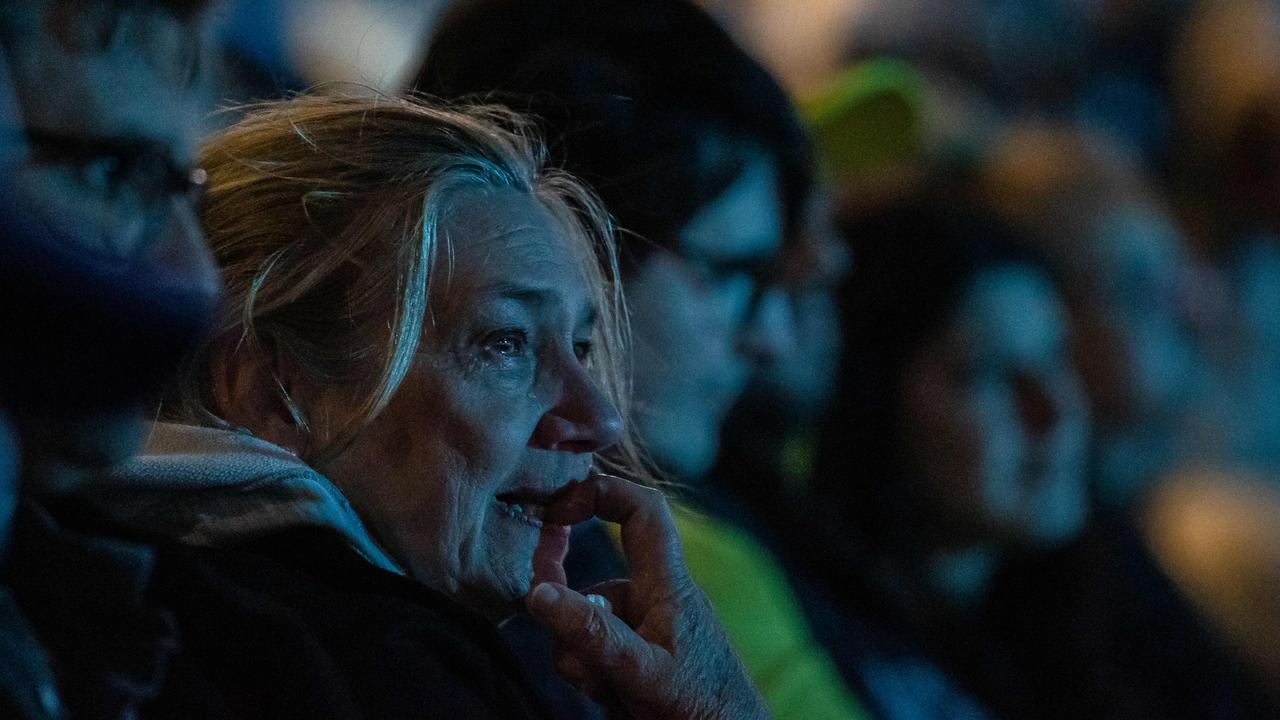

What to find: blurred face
left=324, top=189, right=623, bottom=618
left=626, top=154, right=787, bottom=478
left=1075, top=203, right=1203, bottom=425
left=3, top=4, right=207, bottom=264
left=902, top=265, right=1089, bottom=549
left=0, top=3, right=218, bottom=491
left=747, top=191, right=850, bottom=423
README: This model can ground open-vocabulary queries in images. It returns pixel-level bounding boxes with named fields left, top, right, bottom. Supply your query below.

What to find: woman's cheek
left=972, top=382, right=1027, bottom=524
left=468, top=377, right=547, bottom=464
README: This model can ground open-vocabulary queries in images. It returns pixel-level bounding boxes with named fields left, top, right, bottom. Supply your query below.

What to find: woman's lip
left=495, top=475, right=586, bottom=505
left=494, top=475, right=587, bottom=528
left=495, top=488, right=557, bottom=505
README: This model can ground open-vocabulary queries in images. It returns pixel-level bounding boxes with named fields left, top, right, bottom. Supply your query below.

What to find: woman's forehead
left=446, top=188, right=552, bottom=241
left=435, top=188, right=594, bottom=318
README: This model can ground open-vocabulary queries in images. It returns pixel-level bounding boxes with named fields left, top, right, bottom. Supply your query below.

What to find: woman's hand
left=525, top=473, right=768, bottom=720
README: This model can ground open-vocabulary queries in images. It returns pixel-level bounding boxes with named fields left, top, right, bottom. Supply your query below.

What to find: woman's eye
left=482, top=330, right=528, bottom=359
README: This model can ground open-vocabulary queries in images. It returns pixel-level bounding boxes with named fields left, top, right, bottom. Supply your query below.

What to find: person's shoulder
left=147, top=528, right=556, bottom=720
left=0, top=587, right=60, bottom=720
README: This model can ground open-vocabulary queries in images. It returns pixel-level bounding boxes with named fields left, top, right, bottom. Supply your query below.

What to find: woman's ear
left=208, top=335, right=309, bottom=456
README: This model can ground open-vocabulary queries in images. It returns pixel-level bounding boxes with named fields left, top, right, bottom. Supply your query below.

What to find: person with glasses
left=419, top=0, right=810, bottom=487
left=76, top=92, right=771, bottom=720
left=0, top=1, right=219, bottom=718
left=418, top=1, right=870, bottom=717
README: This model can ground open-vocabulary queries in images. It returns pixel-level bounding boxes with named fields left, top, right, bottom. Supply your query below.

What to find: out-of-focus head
left=0, top=0, right=220, bottom=494
left=727, top=191, right=851, bottom=433
left=1169, top=0, right=1280, bottom=241
left=170, top=94, right=633, bottom=618
left=981, top=123, right=1206, bottom=429
left=729, top=59, right=933, bottom=432
left=418, top=0, right=813, bottom=479
left=822, top=196, right=1090, bottom=552
left=903, top=263, right=1090, bottom=549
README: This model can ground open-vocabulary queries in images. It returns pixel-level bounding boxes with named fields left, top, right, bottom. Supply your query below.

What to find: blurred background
left=211, top=0, right=1280, bottom=716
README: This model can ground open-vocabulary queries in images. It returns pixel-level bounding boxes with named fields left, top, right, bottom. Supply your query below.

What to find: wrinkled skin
left=527, top=474, right=768, bottom=720
left=321, top=189, right=622, bottom=619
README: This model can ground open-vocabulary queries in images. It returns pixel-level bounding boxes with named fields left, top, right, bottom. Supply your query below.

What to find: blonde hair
left=166, top=92, right=647, bottom=479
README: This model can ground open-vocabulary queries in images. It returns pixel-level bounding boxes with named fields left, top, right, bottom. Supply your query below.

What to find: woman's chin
left=453, top=574, right=530, bottom=623
left=462, top=522, right=541, bottom=619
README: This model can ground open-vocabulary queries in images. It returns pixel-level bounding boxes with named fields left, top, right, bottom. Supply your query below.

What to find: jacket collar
left=74, top=422, right=403, bottom=575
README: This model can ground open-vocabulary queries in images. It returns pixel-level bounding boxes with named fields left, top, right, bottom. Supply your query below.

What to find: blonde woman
left=77, top=94, right=766, bottom=720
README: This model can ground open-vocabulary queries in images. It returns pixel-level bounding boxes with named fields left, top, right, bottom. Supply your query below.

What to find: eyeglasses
left=679, top=251, right=782, bottom=329
left=23, top=128, right=206, bottom=207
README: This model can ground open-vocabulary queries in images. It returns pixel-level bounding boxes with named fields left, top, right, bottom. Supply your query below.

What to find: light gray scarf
left=77, top=422, right=402, bottom=574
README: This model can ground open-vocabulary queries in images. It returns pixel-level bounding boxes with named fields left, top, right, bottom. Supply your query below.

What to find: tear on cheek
left=531, top=523, right=571, bottom=586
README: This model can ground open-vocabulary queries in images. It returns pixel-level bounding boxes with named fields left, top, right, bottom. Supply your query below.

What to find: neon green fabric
left=609, top=505, right=869, bottom=720
left=802, top=57, right=927, bottom=181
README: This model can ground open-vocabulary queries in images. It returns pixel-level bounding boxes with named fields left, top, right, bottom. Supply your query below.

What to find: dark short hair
left=816, top=188, right=1060, bottom=549
left=416, top=0, right=813, bottom=260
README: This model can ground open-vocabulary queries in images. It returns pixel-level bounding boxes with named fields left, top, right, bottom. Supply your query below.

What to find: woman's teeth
left=496, top=498, right=546, bottom=527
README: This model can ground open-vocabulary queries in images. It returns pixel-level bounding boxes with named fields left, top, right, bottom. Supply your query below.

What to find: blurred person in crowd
left=709, top=57, right=929, bottom=549
left=1167, top=0, right=1280, bottom=476
left=420, top=0, right=804, bottom=484
left=418, top=1, right=871, bottom=717
left=848, top=0, right=1190, bottom=170
left=807, top=189, right=1273, bottom=720
left=0, top=0, right=220, bottom=717
left=815, top=196, right=1082, bottom=720
left=978, top=122, right=1214, bottom=507
left=713, top=191, right=848, bottom=499
left=75, top=93, right=769, bottom=720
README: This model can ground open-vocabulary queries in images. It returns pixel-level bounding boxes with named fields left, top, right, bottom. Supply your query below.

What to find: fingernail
left=585, top=593, right=607, bottom=608
left=528, top=582, right=562, bottom=612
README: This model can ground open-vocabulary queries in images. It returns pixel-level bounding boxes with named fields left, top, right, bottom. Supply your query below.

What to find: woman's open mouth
left=494, top=491, right=553, bottom=528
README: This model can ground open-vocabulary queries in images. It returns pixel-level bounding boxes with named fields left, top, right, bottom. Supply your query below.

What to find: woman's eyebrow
left=477, top=282, right=598, bottom=329
left=481, top=282, right=561, bottom=307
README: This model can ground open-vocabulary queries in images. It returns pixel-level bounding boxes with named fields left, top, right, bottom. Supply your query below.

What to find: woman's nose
left=529, top=356, right=624, bottom=454
left=737, top=285, right=795, bottom=366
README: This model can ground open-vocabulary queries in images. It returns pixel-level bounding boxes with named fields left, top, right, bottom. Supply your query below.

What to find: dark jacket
left=951, top=513, right=1278, bottom=720
left=73, top=423, right=565, bottom=719
left=813, top=510, right=1278, bottom=720
left=143, top=525, right=557, bottom=719
left=1, top=500, right=176, bottom=720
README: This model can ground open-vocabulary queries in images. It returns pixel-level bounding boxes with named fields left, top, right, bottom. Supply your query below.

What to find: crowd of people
left=2, top=0, right=1279, bottom=718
